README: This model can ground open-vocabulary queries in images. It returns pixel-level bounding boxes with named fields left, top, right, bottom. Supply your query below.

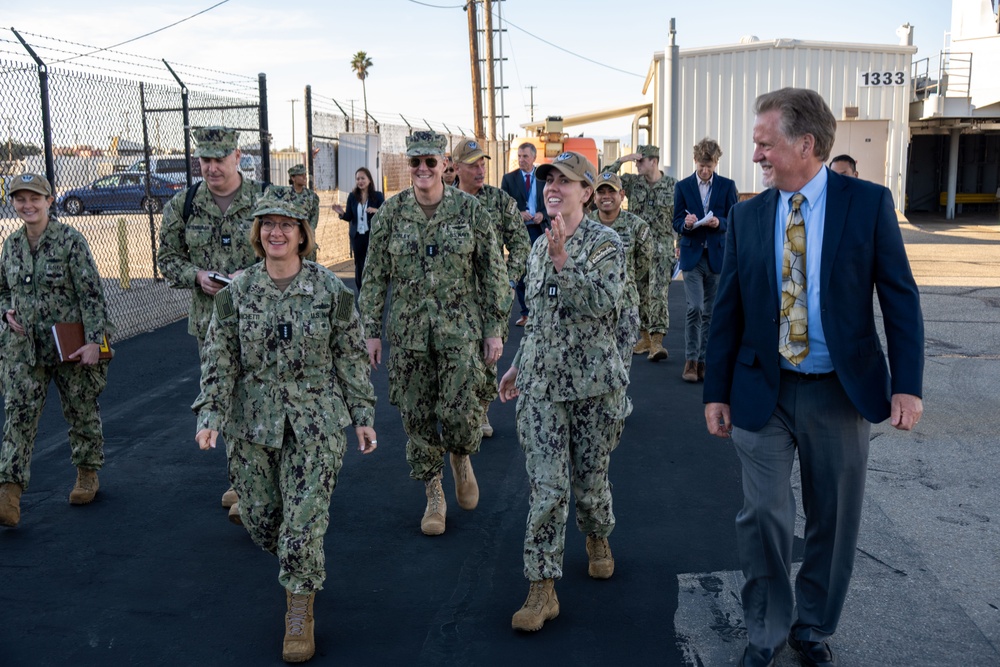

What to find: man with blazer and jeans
left=502, top=142, right=548, bottom=326
left=703, top=88, right=924, bottom=667
left=672, top=137, right=738, bottom=383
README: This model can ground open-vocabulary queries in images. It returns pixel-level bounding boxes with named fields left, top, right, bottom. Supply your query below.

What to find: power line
left=406, top=0, right=465, bottom=8
left=48, top=0, right=231, bottom=65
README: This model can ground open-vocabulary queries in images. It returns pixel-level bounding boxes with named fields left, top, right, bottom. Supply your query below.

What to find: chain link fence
left=1, top=28, right=269, bottom=341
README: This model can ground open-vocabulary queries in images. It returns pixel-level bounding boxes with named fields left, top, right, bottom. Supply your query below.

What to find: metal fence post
left=116, top=218, right=131, bottom=289
left=305, top=85, right=314, bottom=189
left=163, top=61, right=192, bottom=188
left=139, top=82, right=160, bottom=280
left=11, top=29, right=55, bottom=187
left=258, top=73, right=270, bottom=185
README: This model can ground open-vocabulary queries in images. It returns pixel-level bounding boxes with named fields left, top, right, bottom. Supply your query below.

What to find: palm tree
left=350, top=51, right=373, bottom=133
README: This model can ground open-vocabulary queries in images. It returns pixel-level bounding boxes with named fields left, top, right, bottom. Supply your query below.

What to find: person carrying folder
left=0, top=173, right=114, bottom=528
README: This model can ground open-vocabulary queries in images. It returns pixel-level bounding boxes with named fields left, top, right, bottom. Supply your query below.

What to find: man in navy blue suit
left=703, top=88, right=924, bottom=667
left=672, top=138, right=738, bottom=383
left=501, top=142, right=548, bottom=326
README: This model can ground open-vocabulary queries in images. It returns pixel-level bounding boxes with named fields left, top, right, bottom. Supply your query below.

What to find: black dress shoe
left=787, top=635, right=836, bottom=666
left=740, top=646, right=774, bottom=667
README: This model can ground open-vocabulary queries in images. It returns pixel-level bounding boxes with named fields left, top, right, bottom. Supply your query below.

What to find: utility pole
left=466, top=1, right=484, bottom=141
left=347, top=99, right=358, bottom=133
left=288, top=99, right=297, bottom=151
left=484, top=0, right=496, bottom=141
left=525, top=85, right=537, bottom=122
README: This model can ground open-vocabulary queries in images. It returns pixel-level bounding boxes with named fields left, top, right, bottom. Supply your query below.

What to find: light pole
left=288, top=99, right=297, bottom=152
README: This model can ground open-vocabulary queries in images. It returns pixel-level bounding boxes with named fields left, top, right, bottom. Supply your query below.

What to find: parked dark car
left=58, top=173, right=184, bottom=215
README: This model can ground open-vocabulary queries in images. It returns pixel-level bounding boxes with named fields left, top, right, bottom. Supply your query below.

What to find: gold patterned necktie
left=780, top=193, right=809, bottom=364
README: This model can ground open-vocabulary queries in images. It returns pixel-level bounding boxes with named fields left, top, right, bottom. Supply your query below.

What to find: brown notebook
left=51, top=322, right=113, bottom=362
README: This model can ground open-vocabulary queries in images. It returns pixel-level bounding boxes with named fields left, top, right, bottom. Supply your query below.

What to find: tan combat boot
left=648, top=333, right=668, bottom=362
left=480, top=400, right=494, bottom=438
left=69, top=468, right=99, bottom=505
left=0, top=482, right=23, bottom=527
left=586, top=535, right=615, bottom=579
left=421, top=472, right=447, bottom=535
left=632, top=330, right=651, bottom=355
left=282, top=590, right=316, bottom=663
left=511, top=579, right=559, bottom=632
left=682, top=360, right=699, bottom=383
left=221, top=487, right=238, bottom=509
left=449, top=453, right=479, bottom=510
left=228, top=502, right=243, bottom=526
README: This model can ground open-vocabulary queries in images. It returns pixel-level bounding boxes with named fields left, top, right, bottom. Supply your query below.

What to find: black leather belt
left=780, top=368, right=836, bottom=381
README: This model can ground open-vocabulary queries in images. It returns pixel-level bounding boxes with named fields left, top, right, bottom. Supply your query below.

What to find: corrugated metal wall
left=661, top=40, right=915, bottom=204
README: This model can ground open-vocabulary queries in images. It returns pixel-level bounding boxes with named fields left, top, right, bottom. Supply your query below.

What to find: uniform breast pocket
left=44, top=261, right=68, bottom=287
left=302, top=318, right=332, bottom=363
left=442, top=227, right=474, bottom=255
left=184, top=225, right=214, bottom=250
left=655, top=190, right=674, bottom=209
left=238, top=318, right=269, bottom=368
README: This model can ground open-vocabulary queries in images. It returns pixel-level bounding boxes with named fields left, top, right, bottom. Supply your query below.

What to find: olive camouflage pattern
left=513, top=217, right=628, bottom=401
left=607, top=158, right=678, bottom=334
left=0, top=217, right=112, bottom=489
left=358, top=186, right=507, bottom=480
left=511, top=217, right=628, bottom=581
left=192, top=261, right=375, bottom=592
left=157, top=177, right=264, bottom=341
left=473, top=183, right=531, bottom=402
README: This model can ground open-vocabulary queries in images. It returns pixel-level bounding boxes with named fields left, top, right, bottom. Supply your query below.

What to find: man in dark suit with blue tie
left=672, top=137, right=738, bottom=383
left=501, top=142, right=548, bottom=326
left=703, top=88, right=924, bottom=667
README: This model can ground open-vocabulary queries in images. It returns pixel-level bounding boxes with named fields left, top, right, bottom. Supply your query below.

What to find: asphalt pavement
left=2, top=213, right=999, bottom=666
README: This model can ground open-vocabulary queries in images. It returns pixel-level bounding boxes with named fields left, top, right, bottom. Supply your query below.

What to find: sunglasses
left=408, top=157, right=439, bottom=169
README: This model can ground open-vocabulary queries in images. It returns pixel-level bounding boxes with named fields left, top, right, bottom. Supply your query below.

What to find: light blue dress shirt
left=774, top=166, right=833, bottom=373
left=521, top=169, right=538, bottom=217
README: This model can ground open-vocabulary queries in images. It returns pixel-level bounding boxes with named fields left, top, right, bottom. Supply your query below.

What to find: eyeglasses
left=409, top=157, right=439, bottom=169
left=260, top=220, right=301, bottom=232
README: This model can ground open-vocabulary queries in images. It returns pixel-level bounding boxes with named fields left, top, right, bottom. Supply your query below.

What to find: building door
left=830, top=120, right=889, bottom=185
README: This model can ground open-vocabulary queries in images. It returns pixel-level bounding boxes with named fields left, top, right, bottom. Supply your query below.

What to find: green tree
left=350, top=51, right=373, bottom=133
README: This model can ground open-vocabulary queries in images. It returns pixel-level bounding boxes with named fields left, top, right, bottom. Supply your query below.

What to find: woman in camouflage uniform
left=499, top=152, right=628, bottom=633
left=193, top=194, right=377, bottom=663
left=0, top=174, right=114, bottom=529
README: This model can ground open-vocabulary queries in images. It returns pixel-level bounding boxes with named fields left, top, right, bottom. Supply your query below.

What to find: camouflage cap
left=535, top=151, right=597, bottom=188
left=637, top=145, right=660, bottom=159
left=253, top=187, right=308, bottom=221
left=287, top=164, right=307, bottom=176
left=193, top=126, right=238, bottom=158
left=9, top=173, right=52, bottom=197
left=452, top=138, right=490, bottom=164
left=405, top=130, right=447, bottom=157
left=595, top=171, right=622, bottom=192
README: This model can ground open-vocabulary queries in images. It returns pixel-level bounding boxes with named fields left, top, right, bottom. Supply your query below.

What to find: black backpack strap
left=182, top=180, right=203, bottom=222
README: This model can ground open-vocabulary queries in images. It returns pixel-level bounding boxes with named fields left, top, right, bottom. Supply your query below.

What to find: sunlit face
left=409, top=155, right=445, bottom=197
left=695, top=160, right=718, bottom=182
left=259, top=214, right=303, bottom=262
left=355, top=169, right=371, bottom=190
left=442, top=159, right=457, bottom=185
left=517, top=148, right=536, bottom=173
left=12, top=190, right=53, bottom=227
left=456, top=157, right=486, bottom=192
left=543, top=170, right=592, bottom=218
left=752, top=109, right=806, bottom=191
left=595, top=184, right=622, bottom=214
left=636, top=155, right=658, bottom=178
left=291, top=173, right=307, bottom=189
left=830, top=160, right=857, bottom=177
left=199, top=149, right=242, bottom=194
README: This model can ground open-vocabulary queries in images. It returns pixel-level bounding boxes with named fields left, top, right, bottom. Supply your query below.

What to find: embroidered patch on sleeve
left=588, top=241, right=618, bottom=266
left=215, top=287, right=235, bottom=320
left=335, top=290, right=353, bottom=323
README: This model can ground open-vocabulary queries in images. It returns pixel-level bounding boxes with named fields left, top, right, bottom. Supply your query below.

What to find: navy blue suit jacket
left=339, top=190, right=385, bottom=239
left=672, top=172, right=738, bottom=272
left=703, top=169, right=924, bottom=430
left=501, top=168, right=549, bottom=228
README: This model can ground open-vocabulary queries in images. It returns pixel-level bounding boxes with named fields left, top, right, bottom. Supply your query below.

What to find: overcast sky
left=3, top=0, right=954, bottom=148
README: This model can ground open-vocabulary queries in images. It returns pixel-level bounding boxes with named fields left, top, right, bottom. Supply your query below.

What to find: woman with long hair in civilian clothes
left=193, top=194, right=377, bottom=663
left=332, top=167, right=384, bottom=290
left=498, top=152, right=628, bottom=632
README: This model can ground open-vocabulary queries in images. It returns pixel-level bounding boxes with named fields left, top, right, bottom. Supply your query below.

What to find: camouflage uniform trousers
left=516, top=387, right=625, bottom=581
left=642, top=232, right=677, bottom=334
left=0, top=359, right=109, bottom=489
left=389, top=341, right=485, bottom=481
left=226, top=422, right=345, bottom=594
left=616, top=304, right=640, bottom=428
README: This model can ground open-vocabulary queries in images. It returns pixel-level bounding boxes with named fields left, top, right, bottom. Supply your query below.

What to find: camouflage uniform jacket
left=291, top=187, right=321, bottom=232
left=157, top=177, right=263, bottom=339
left=588, top=209, right=652, bottom=313
left=193, top=261, right=375, bottom=449
left=0, top=217, right=113, bottom=366
left=513, top=218, right=628, bottom=401
left=474, top=184, right=531, bottom=284
left=358, top=187, right=508, bottom=351
left=606, top=160, right=677, bottom=240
